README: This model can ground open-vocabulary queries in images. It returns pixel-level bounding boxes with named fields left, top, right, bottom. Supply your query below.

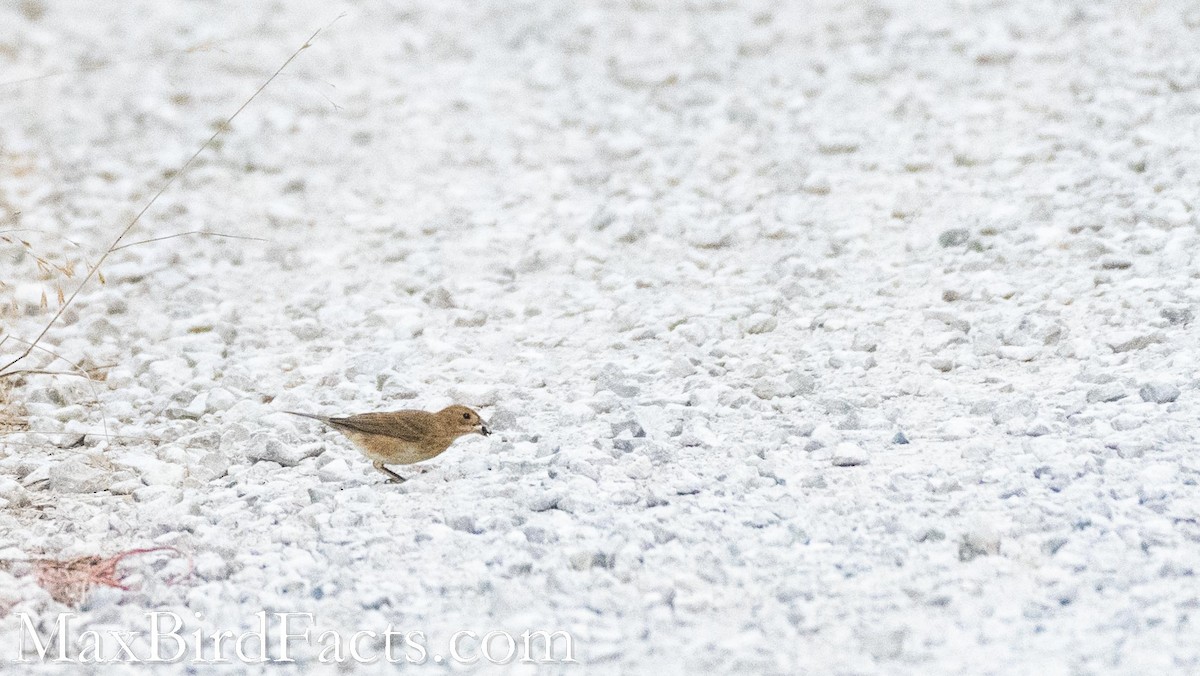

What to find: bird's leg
left=373, top=461, right=407, bottom=483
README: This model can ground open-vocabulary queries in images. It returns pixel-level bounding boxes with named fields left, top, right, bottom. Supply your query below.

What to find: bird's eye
left=463, top=412, right=471, bottom=420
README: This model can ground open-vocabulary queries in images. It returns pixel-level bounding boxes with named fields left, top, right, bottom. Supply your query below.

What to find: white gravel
left=1, top=0, right=1199, bottom=672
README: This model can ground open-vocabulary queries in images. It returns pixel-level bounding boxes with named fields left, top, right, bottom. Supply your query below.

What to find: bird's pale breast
left=341, top=430, right=455, bottom=465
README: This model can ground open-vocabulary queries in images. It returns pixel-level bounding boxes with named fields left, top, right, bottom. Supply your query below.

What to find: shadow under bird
left=286, top=405, right=490, bottom=482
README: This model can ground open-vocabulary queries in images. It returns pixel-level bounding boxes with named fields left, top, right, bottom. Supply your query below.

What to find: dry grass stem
left=5, top=547, right=193, bottom=607
left=0, top=15, right=341, bottom=379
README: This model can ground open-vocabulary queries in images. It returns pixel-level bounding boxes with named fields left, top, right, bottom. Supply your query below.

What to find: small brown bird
left=286, top=405, right=490, bottom=483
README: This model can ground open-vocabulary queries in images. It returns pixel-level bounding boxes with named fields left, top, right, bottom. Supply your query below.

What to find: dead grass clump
left=21, top=547, right=191, bottom=607
left=0, top=377, right=26, bottom=432
left=0, top=17, right=338, bottom=381
left=0, top=182, right=91, bottom=321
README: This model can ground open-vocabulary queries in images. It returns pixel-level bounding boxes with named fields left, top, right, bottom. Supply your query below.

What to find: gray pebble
left=50, top=457, right=111, bottom=494
left=345, top=353, right=389, bottom=380
left=687, top=228, right=734, bottom=250
left=800, top=475, right=827, bottom=489
left=86, top=317, right=122, bottom=343
left=611, top=419, right=646, bottom=438
left=1110, top=415, right=1141, bottom=431
left=1139, top=382, right=1180, bottom=404
left=816, top=134, right=860, bottom=154
left=528, top=488, right=564, bottom=512
left=596, top=365, right=639, bottom=398
left=1024, top=422, right=1052, bottom=437
left=915, top=528, right=946, bottom=543
left=992, top=399, right=1036, bottom=424
left=831, top=443, right=869, bottom=467
left=1107, top=331, right=1165, bottom=353
left=679, top=419, right=717, bottom=447
left=422, top=286, right=455, bottom=308
left=1160, top=307, right=1192, bottom=325
left=938, top=228, right=970, bottom=247
left=523, top=526, right=554, bottom=544
left=246, top=435, right=311, bottom=467
left=807, top=424, right=838, bottom=450
left=1086, top=383, right=1126, bottom=403
left=753, top=378, right=792, bottom=400
left=486, top=409, right=519, bottom=432
left=851, top=333, right=879, bottom=352
left=454, top=310, right=488, bottom=327
left=742, top=314, right=778, bottom=335
left=612, top=438, right=637, bottom=453
left=446, top=514, right=482, bottom=534
left=318, top=458, right=355, bottom=482
left=861, top=627, right=907, bottom=661
left=802, top=172, right=832, bottom=194
left=0, top=477, right=30, bottom=507
left=787, top=372, right=816, bottom=395
left=289, top=318, right=322, bottom=340
left=959, top=531, right=1001, bottom=562
left=205, top=388, right=237, bottom=413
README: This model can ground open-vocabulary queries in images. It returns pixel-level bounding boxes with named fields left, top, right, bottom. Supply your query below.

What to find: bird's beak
left=479, top=422, right=491, bottom=436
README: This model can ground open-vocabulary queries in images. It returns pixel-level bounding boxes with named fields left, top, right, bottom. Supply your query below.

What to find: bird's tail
left=283, top=411, right=333, bottom=424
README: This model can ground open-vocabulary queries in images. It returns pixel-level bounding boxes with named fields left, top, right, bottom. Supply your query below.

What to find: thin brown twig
left=0, top=430, right=155, bottom=442
left=0, top=33, right=242, bottom=89
left=0, top=547, right=193, bottom=606
left=0, top=15, right=342, bottom=379
left=111, top=230, right=269, bottom=252
left=2, top=336, right=111, bottom=441
left=0, top=437, right=240, bottom=461
left=2, top=61, right=152, bottom=89
left=1, top=228, right=88, bottom=252
left=294, top=76, right=344, bottom=111
left=0, top=365, right=115, bottom=378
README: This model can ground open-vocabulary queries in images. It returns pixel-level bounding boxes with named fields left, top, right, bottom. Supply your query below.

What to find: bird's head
left=439, top=405, right=490, bottom=437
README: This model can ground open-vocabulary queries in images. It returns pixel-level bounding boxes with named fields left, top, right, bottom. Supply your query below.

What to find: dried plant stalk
left=0, top=16, right=341, bottom=379
left=4, top=546, right=192, bottom=607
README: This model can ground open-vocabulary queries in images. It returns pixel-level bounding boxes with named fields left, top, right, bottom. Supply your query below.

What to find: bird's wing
left=325, top=411, right=431, bottom=443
